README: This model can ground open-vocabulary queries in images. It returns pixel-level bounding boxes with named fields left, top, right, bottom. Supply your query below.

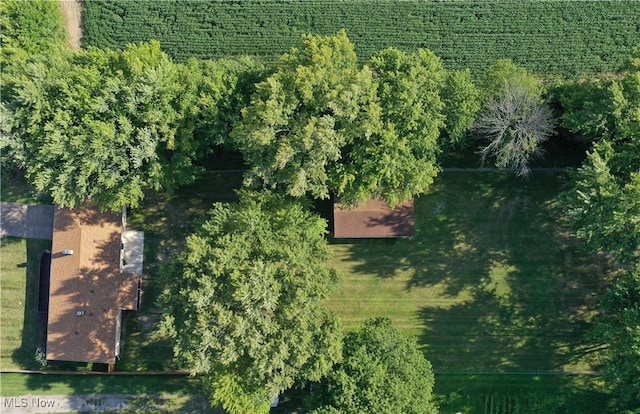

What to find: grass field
left=0, top=237, right=51, bottom=370
left=83, top=0, right=640, bottom=75
left=434, top=374, right=610, bottom=413
left=325, top=172, right=610, bottom=373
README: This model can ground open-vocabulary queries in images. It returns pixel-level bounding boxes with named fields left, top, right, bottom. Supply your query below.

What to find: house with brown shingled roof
left=46, top=206, right=143, bottom=372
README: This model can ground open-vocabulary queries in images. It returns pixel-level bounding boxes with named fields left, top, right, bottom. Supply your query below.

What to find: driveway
left=0, top=202, right=54, bottom=240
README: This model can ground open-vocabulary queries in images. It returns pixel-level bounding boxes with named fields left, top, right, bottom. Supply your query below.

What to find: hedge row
left=83, top=0, right=640, bottom=75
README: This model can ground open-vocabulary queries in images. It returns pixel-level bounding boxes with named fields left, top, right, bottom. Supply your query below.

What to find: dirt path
left=58, top=0, right=83, bottom=50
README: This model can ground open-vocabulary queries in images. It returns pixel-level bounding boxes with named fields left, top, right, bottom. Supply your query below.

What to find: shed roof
left=46, top=207, right=140, bottom=364
left=333, top=198, right=414, bottom=238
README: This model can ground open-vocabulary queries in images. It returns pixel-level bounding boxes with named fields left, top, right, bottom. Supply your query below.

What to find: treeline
left=1, top=2, right=638, bottom=412
left=83, top=0, right=640, bottom=75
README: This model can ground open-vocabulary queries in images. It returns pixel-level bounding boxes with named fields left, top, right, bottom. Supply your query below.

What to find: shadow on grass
left=5, top=373, right=215, bottom=412
left=435, top=373, right=611, bottom=414
left=116, top=172, right=243, bottom=372
left=336, top=172, right=612, bottom=372
left=11, top=238, right=51, bottom=370
left=0, top=170, right=51, bottom=204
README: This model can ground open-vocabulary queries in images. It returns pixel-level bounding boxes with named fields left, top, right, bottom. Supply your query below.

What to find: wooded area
left=1, top=1, right=638, bottom=413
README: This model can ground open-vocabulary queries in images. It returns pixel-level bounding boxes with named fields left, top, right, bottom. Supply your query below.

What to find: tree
left=306, top=317, right=437, bottom=414
left=440, top=68, right=481, bottom=150
left=591, top=264, right=640, bottom=411
left=233, top=32, right=451, bottom=207
left=1, top=41, right=240, bottom=211
left=474, top=60, right=554, bottom=177
left=0, top=0, right=66, bottom=62
left=478, top=59, right=542, bottom=102
left=563, top=141, right=640, bottom=264
left=558, top=58, right=640, bottom=143
left=232, top=30, right=379, bottom=200
left=158, top=191, right=342, bottom=414
left=335, top=47, right=446, bottom=206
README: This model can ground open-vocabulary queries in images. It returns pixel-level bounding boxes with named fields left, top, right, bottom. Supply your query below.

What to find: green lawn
left=434, top=374, right=610, bottom=414
left=0, top=237, right=51, bottom=370
left=325, top=172, right=610, bottom=373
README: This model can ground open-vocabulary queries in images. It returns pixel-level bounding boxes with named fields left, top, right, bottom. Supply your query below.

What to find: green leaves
left=233, top=31, right=375, bottom=200
left=564, top=140, right=640, bottom=264
left=158, top=191, right=342, bottom=414
left=234, top=33, right=454, bottom=207
left=592, top=264, right=640, bottom=410
left=307, top=317, right=437, bottom=414
left=2, top=41, right=256, bottom=211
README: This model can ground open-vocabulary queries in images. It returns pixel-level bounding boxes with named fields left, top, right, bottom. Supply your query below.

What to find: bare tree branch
left=475, top=81, right=555, bottom=177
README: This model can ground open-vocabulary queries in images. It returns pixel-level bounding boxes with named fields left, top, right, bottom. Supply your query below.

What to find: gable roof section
left=333, top=198, right=414, bottom=238
left=46, top=207, right=139, bottom=364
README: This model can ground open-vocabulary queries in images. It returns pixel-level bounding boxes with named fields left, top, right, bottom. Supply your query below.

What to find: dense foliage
left=83, top=0, right=640, bottom=75
left=562, top=64, right=640, bottom=264
left=592, top=265, right=640, bottom=411
left=306, top=318, right=437, bottom=414
left=158, top=191, right=341, bottom=414
left=0, top=0, right=66, bottom=61
left=233, top=32, right=458, bottom=206
left=1, top=42, right=257, bottom=211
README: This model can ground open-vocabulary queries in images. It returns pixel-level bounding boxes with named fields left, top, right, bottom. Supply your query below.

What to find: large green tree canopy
left=233, top=31, right=464, bottom=206
left=232, top=30, right=380, bottom=201
left=562, top=63, right=640, bottom=264
left=1, top=41, right=253, bottom=211
left=592, top=264, right=640, bottom=410
left=158, top=191, right=342, bottom=414
left=306, top=317, right=437, bottom=414
left=334, top=47, right=444, bottom=206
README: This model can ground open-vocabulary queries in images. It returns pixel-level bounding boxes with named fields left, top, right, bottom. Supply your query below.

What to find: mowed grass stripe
left=326, top=172, right=609, bottom=372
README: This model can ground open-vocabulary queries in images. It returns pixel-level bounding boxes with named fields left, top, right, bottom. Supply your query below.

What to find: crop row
left=83, top=0, right=640, bottom=75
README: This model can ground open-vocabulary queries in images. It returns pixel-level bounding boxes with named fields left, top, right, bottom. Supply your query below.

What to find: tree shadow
left=336, top=172, right=612, bottom=371
left=117, top=172, right=244, bottom=372
left=11, top=238, right=51, bottom=370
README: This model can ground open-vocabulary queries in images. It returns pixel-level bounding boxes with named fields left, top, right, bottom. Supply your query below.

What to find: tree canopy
left=474, top=59, right=554, bottom=176
left=1, top=41, right=251, bottom=211
left=0, top=0, right=66, bottom=62
left=591, top=264, right=640, bottom=411
left=562, top=62, right=640, bottom=264
left=232, top=30, right=378, bottom=200
left=305, top=317, right=437, bottom=414
left=233, top=32, right=460, bottom=207
left=563, top=141, right=640, bottom=264
left=334, top=47, right=444, bottom=206
left=158, top=191, right=342, bottom=414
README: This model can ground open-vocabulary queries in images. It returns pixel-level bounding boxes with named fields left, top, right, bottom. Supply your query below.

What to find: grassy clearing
left=435, top=374, right=610, bottom=414
left=0, top=237, right=51, bottom=370
left=0, top=373, right=201, bottom=396
left=325, top=172, right=610, bottom=373
left=116, top=172, right=243, bottom=371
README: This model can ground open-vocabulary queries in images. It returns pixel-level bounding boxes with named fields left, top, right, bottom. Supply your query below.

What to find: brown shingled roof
left=333, top=198, right=414, bottom=238
left=46, top=207, right=140, bottom=364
